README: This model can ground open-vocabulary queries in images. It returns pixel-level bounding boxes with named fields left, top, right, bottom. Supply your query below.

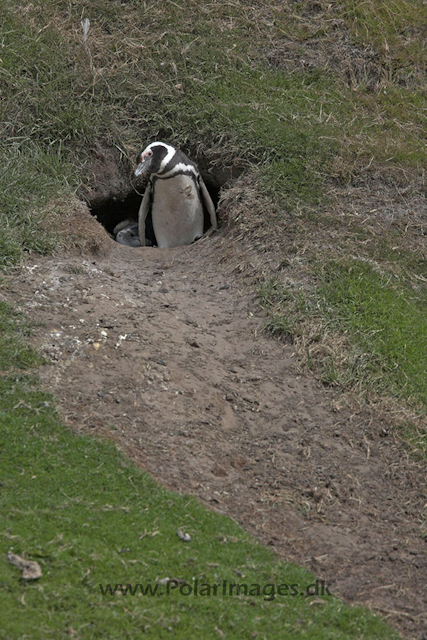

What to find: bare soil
left=5, top=206, right=427, bottom=640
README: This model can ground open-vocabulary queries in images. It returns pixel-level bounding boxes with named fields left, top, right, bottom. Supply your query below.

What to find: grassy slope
left=320, top=262, right=427, bottom=404
left=1, top=0, right=426, bottom=635
left=259, top=264, right=427, bottom=406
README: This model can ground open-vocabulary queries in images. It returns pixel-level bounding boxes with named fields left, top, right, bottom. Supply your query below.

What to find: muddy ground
left=5, top=205, right=427, bottom=640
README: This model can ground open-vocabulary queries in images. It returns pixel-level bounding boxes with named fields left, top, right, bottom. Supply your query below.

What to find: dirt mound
left=41, top=196, right=113, bottom=259
left=6, top=211, right=426, bottom=638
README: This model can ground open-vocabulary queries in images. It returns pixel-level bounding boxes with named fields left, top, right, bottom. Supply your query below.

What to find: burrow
left=82, top=148, right=238, bottom=247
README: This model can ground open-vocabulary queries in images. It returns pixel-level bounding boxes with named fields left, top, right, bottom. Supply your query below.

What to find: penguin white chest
left=151, top=175, right=204, bottom=248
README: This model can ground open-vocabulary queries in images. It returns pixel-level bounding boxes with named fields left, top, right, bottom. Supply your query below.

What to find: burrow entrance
left=86, top=166, right=224, bottom=247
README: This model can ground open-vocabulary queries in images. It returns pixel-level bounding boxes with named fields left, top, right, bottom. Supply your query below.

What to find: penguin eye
left=141, top=149, right=153, bottom=161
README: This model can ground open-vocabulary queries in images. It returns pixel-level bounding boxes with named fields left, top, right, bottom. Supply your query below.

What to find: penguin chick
left=133, top=142, right=217, bottom=249
left=113, top=219, right=141, bottom=247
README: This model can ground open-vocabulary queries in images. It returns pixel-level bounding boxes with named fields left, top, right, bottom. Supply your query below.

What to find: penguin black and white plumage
left=133, top=142, right=218, bottom=249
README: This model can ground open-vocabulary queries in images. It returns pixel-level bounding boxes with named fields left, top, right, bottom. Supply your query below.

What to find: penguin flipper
left=198, top=176, right=217, bottom=230
left=138, top=182, right=152, bottom=247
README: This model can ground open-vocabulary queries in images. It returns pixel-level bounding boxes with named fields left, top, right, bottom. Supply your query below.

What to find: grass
left=342, top=0, right=427, bottom=77
left=0, top=144, right=72, bottom=269
left=259, top=261, right=427, bottom=414
left=258, top=278, right=300, bottom=340
left=1, top=0, right=426, bottom=634
left=1, top=0, right=426, bottom=267
left=0, top=305, right=399, bottom=639
left=319, top=261, right=427, bottom=406
left=0, top=302, right=43, bottom=372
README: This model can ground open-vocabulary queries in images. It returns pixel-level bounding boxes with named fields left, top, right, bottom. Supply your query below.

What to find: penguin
left=113, top=219, right=141, bottom=247
left=133, top=142, right=218, bottom=249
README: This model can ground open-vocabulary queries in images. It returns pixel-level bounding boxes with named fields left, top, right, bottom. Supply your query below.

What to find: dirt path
left=6, top=229, right=427, bottom=639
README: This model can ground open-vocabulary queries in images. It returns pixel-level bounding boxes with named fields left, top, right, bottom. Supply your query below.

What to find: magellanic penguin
left=133, top=142, right=218, bottom=248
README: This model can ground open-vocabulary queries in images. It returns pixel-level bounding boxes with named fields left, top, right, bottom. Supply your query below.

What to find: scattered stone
left=177, top=530, right=191, bottom=542
left=99, top=318, right=114, bottom=329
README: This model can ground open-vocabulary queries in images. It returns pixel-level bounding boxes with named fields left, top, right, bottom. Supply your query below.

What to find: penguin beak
left=134, top=151, right=153, bottom=178
left=134, top=162, right=147, bottom=178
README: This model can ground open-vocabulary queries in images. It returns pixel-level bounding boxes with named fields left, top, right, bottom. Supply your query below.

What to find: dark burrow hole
left=87, top=172, right=223, bottom=248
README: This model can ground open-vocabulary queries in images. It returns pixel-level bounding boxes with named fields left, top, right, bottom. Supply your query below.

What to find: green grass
left=0, top=144, right=72, bottom=269
left=349, top=83, right=427, bottom=167
left=0, top=302, right=43, bottom=372
left=0, top=305, right=399, bottom=639
left=260, top=262, right=427, bottom=415
left=342, top=0, right=427, bottom=76
left=258, top=278, right=301, bottom=340
left=1, top=0, right=426, bottom=633
left=1, top=0, right=425, bottom=268
left=319, top=261, right=427, bottom=407
left=339, top=0, right=427, bottom=167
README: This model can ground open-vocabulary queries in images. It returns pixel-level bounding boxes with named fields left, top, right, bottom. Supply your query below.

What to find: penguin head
left=134, top=141, right=177, bottom=177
